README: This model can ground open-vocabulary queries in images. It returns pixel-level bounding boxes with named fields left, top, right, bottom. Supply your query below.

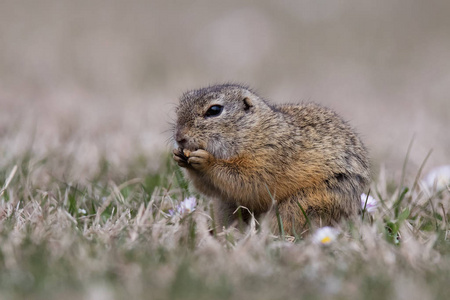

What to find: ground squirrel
left=173, top=84, right=370, bottom=235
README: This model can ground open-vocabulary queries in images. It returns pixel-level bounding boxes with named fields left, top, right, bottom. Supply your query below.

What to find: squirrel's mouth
left=176, top=142, right=205, bottom=153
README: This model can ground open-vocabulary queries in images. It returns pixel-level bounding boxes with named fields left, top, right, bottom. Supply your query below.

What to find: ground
left=0, top=150, right=448, bottom=300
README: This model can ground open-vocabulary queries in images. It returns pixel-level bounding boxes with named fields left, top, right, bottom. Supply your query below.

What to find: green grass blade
left=297, top=201, right=311, bottom=230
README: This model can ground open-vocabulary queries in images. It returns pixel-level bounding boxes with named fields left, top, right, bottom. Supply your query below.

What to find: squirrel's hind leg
left=212, top=199, right=256, bottom=233
left=268, top=194, right=329, bottom=237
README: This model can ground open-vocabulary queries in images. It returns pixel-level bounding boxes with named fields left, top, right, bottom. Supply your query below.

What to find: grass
left=0, top=150, right=449, bottom=300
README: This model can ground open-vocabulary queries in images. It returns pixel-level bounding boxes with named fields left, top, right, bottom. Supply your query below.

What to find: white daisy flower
left=423, top=165, right=450, bottom=192
left=178, top=196, right=197, bottom=214
left=312, top=226, right=339, bottom=245
left=169, top=196, right=197, bottom=216
left=361, top=193, right=378, bottom=214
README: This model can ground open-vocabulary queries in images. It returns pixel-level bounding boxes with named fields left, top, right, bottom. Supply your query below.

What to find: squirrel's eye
left=204, top=105, right=223, bottom=118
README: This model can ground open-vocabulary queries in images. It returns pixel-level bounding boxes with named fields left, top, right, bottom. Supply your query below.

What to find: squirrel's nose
left=177, top=138, right=187, bottom=148
left=175, top=131, right=187, bottom=148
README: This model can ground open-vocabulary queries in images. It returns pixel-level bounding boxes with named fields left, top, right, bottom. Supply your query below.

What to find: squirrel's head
left=174, top=84, right=272, bottom=159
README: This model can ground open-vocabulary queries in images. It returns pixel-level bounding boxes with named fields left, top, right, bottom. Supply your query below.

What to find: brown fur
left=173, top=84, right=370, bottom=235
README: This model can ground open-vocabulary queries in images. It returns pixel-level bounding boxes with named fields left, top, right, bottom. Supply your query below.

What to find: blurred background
left=0, top=0, right=449, bottom=180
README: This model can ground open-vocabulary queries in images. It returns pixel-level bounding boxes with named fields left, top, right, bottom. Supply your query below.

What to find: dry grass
left=0, top=148, right=448, bottom=300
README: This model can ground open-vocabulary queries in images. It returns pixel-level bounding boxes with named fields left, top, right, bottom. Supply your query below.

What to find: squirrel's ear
left=243, top=97, right=253, bottom=111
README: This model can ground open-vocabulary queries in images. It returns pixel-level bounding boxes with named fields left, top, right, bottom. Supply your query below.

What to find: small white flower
left=169, top=197, right=197, bottom=217
left=312, top=226, right=339, bottom=245
left=78, top=208, right=87, bottom=215
left=423, top=165, right=450, bottom=192
left=361, top=193, right=378, bottom=214
left=178, top=196, right=197, bottom=214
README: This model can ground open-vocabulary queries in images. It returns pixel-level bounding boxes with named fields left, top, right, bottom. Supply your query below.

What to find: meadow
left=0, top=143, right=448, bottom=300
left=1, top=1, right=450, bottom=299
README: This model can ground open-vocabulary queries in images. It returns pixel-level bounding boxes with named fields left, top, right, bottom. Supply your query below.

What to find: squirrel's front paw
left=173, top=148, right=190, bottom=168
left=188, top=149, right=214, bottom=172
